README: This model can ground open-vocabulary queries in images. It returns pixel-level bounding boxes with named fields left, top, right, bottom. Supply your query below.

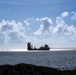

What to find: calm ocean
left=0, top=50, right=76, bottom=70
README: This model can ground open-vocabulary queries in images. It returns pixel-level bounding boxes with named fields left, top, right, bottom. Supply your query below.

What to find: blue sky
left=0, top=0, right=76, bottom=49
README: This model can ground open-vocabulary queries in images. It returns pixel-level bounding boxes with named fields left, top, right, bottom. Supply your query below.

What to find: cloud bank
left=0, top=20, right=27, bottom=43
left=0, top=11, right=76, bottom=48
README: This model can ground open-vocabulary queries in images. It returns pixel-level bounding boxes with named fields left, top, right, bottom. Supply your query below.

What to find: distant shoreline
left=0, top=48, right=76, bottom=52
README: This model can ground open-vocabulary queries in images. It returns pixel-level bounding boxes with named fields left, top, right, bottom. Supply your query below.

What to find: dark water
left=0, top=50, right=76, bottom=70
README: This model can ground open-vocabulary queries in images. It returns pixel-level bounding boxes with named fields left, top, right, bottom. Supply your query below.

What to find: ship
left=27, top=42, right=50, bottom=50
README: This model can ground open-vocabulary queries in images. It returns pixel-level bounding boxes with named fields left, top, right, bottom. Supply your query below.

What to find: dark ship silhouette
left=27, top=42, right=50, bottom=50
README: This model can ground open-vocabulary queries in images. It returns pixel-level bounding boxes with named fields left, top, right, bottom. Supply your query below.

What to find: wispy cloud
left=71, top=11, right=76, bottom=20
left=0, top=0, right=58, bottom=6
left=0, top=1, right=32, bottom=6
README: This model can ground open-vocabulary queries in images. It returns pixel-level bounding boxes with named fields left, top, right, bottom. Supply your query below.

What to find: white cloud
left=53, top=17, right=65, bottom=33
left=40, top=17, right=53, bottom=25
left=24, top=20, right=30, bottom=27
left=63, top=25, right=76, bottom=35
left=71, top=11, right=76, bottom=20
left=0, top=20, right=27, bottom=44
left=34, top=17, right=53, bottom=35
left=61, top=11, right=69, bottom=18
left=52, top=16, right=76, bottom=37
left=36, top=18, right=40, bottom=21
left=34, top=25, right=44, bottom=35
left=25, top=18, right=34, bottom=21
left=34, top=16, right=76, bottom=39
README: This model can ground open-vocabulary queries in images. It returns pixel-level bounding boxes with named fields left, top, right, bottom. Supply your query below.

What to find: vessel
left=27, top=42, right=50, bottom=50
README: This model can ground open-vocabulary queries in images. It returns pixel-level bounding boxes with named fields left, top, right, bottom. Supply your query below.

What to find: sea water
left=0, top=50, right=76, bottom=70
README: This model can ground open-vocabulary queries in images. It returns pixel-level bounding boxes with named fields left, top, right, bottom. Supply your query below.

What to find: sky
left=0, top=0, right=76, bottom=49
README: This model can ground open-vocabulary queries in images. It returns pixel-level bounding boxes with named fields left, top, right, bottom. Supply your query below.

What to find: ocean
left=0, top=50, right=76, bottom=70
